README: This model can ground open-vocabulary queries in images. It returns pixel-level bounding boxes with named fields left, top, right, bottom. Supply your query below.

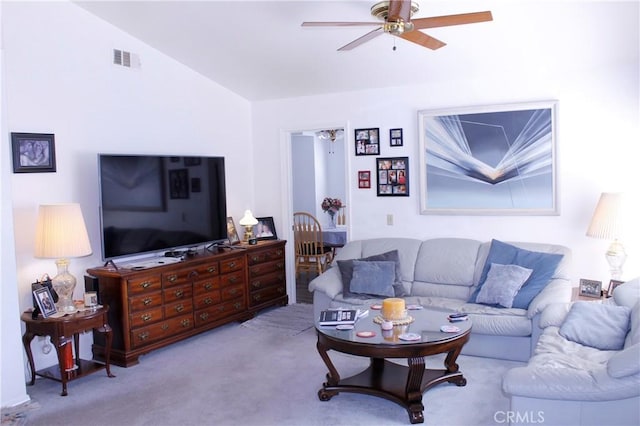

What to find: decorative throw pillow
left=559, top=302, right=631, bottom=351
left=469, top=240, right=564, bottom=309
left=349, top=260, right=396, bottom=298
left=476, top=263, right=533, bottom=308
left=337, top=250, right=406, bottom=299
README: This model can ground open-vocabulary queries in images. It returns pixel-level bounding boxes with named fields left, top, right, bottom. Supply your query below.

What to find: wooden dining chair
left=293, top=212, right=334, bottom=278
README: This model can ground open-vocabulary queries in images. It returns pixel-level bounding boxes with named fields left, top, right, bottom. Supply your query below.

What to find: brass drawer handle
left=139, top=332, right=150, bottom=341
left=143, top=298, right=153, bottom=306
left=140, top=281, right=152, bottom=289
left=181, top=319, right=191, bottom=327
left=277, top=287, right=285, bottom=294
left=161, top=323, right=169, bottom=330
left=252, top=281, right=261, bottom=289
left=167, top=275, right=178, bottom=283
left=207, top=266, right=217, bottom=274
left=228, top=276, right=238, bottom=283
left=175, top=304, right=184, bottom=312
left=228, top=261, right=236, bottom=268
left=204, top=297, right=213, bottom=305
left=234, top=302, right=242, bottom=310
left=175, top=290, right=184, bottom=298
left=141, top=313, right=152, bottom=322
left=188, top=271, right=199, bottom=278
left=199, top=312, right=209, bottom=321
left=253, top=294, right=261, bottom=301
left=229, top=288, right=237, bottom=295
left=204, top=282, right=214, bottom=290
left=252, top=256, right=259, bottom=262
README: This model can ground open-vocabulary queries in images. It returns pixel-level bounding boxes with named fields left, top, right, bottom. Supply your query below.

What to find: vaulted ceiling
left=75, top=1, right=638, bottom=101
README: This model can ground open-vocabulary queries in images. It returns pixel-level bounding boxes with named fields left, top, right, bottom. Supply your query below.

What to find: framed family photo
left=418, top=101, right=558, bottom=215
left=390, top=128, right=403, bottom=146
left=254, top=217, right=277, bottom=240
left=579, top=279, right=602, bottom=298
left=11, top=132, right=56, bottom=173
left=358, top=170, right=371, bottom=189
left=607, top=279, right=624, bottom=297
left=226, top=217, right=240, bottom=245
left=355, top=128, right=380, bottom=156
left=376, top=157, right=409, bottom=196
left=33, top=286, right=57, bottom=318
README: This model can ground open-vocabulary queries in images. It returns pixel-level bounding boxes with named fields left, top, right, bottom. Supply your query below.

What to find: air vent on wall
left=113, top=49, right=140, bottom=68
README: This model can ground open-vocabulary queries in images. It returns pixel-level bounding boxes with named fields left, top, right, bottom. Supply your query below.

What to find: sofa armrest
left=308, top=266, right=343, bottom=299
left=526, top=278, right=572, bottom=319
left=539, top=302, right=572, bottom=328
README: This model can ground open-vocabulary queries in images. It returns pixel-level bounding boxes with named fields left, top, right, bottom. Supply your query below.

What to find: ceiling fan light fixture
left=371, top=1, right=419, bottom=20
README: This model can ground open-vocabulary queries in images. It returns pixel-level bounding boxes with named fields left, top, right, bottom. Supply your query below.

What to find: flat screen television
left=98, top=154, right=227, bottom=260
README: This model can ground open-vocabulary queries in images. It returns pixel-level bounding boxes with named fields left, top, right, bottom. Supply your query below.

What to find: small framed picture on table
left=33, top=286, right=58, bottom=318
left=578, top=279, right=602, bottom=298
left=607, top=279, right=624, bottom=298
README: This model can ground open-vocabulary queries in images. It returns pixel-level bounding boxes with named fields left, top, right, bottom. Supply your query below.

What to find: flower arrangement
left=321, top=197, right=343, bottom=214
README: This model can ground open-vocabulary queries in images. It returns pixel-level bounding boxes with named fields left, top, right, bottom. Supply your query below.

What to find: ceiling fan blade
left=400, top=31, right=446, bottom=50
left=411, top=11, right=493, bottom=30
left=387, top=0, right=413, bottom=22
left=302, top=21, right=381, bottom=27
left=338, top=27, right=384, bottom=51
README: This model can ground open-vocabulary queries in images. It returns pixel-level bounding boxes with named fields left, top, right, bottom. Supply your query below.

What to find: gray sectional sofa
left=309, top=237, right=572, bottom=362
left=502, top=277, right=640, bottom=426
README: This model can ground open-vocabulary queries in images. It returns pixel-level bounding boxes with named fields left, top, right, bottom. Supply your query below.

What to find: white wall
left=1, top=1, right=252, bottom=407
left=253, top=2, right=639, bottom=290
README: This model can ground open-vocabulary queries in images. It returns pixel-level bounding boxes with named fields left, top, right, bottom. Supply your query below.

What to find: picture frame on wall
left=355, top=128, right=380, bottom=156
left=390, top=128, right=403, bottom=146
left=226, top=217, right=240, bottom=245
left=254, top=216, right=277, bottom=240
left=11, top=132, right=56, bottom=173
left=358, top=170, right=371, bottom=189
left=579, top=279, right=602, bottom=298
left=376, top=157, right=409, bottom=196
left=33, top=286, right=57, bottom=318
left=418, top=101, right=558, bottom=215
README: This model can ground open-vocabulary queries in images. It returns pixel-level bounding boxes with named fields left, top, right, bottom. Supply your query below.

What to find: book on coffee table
left=318, top=309, right=361, bottom=326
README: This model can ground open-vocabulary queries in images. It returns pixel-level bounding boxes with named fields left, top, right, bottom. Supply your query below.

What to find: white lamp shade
left=34, top=203, right=92, bottom=258
left=586, top=193, right=625, bottom=240
left=238, top=209, right=258, bottom=227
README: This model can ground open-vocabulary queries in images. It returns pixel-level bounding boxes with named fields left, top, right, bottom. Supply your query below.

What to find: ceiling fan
left=302, top=0, right=492, bottom=51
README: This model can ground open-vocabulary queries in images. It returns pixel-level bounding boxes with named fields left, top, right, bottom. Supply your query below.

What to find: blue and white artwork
left=419, top=102, right=558, bottom=215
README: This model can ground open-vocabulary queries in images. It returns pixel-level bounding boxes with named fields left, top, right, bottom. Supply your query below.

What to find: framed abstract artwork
left=418, top=101, right=558, bottom=215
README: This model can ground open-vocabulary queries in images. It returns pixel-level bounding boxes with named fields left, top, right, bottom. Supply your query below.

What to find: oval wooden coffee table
left=316, top=309, right=471, bottom=424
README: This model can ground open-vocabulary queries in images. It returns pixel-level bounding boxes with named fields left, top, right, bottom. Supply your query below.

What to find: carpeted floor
left=15, top=303, right=523, bottom=425
left=241, top=303, right=315, bottom=336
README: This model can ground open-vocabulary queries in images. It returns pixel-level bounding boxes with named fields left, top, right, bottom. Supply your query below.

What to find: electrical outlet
left=387, top=214, right=393, bottom=225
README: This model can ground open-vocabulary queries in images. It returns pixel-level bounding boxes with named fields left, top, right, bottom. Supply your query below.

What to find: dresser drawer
left=164, top=299, right=193, bottom=319
left=249, top=284, right=286, bottom=307
left=194, top=299, right=246, bottom=327
left=129, top=306, right=164, bottom=328
left=163, top=262, right=219, bottom=287
left=248, top=271, right=286, bottom=292
left=221, top=283, right=244, bottom=302
left=163, top=284, right=192, bottom=304
left=193, top=292, right=222, bottom=310
left=193, top=277, right=220, bottom=295
left=129, top=292, right=163, bottom=312
left=248, top=247, right=285, bottom=265
left=130, top=313, right=194, bottom=348
left=220, top=270, right=244, bottom=287
left=127, top=275, right=162, bottom=295
left=249, top=259, right=285, bottom=277
left=220, top=256, right=244, bottom=274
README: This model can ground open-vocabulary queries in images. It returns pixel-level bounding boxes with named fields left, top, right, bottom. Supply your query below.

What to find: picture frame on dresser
left=226, top=217, right=240, bottom=245
left=254, top=217, right=277, bottom=240
left=33, top=286, right=57, bottom=318
left=579, top=279, right=602, bottom=298
left=607, top=279, right=624, bottom=298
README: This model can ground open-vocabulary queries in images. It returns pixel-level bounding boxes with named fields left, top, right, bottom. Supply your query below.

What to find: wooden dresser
left=87, top=240, right=287, bottom=367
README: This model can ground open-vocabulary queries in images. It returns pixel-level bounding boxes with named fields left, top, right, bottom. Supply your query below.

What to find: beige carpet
left=240, top=303, right=314, bottom=336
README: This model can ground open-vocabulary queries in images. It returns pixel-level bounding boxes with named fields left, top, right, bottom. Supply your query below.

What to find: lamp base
left=606, top=240, right=627, bottom=280
left=52, top=259, right=78, bottom=314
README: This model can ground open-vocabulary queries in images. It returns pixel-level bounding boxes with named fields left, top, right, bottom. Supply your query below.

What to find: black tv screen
left=98, top=154, right=227, bottom=260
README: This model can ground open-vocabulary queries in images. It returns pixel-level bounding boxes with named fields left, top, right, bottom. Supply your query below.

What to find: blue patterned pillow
left=469, top=240, right=564, bottom=309
left=349, top=260, right=396, bottom=298
left=476, top=263, right=533, bottom=308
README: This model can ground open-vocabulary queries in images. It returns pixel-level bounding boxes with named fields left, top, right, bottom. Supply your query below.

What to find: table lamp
left=586, top=192, right=626, bottom=280
left=239, top=210, right=258, bottom=242
left=34, top=204, right=92, bottom=313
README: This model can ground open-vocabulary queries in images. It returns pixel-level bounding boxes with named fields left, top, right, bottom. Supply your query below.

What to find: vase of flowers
left=321, top=197, right=343, bottom=228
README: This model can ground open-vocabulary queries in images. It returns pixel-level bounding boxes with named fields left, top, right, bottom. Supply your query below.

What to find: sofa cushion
left=337, top=250, right=406, bottom=298
left=559, top=302, right=631, bottom=351
left=608, top=343, right=640, bottom=378
left=349, top=260, right=395, bottom=298
left=469, top=239, right=564, bottom=309
left=476, top=263, right=533, bottom=308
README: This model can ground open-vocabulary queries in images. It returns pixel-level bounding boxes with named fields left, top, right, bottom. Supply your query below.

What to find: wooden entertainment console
left=86, top=240, right=286, bottom=367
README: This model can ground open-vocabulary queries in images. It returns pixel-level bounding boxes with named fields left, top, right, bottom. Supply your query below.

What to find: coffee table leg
left=316, top=340, right=340, bottom=401
left=406, top=356, right=426, bottom=424
left=444, top=346, right=467, bottom=386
